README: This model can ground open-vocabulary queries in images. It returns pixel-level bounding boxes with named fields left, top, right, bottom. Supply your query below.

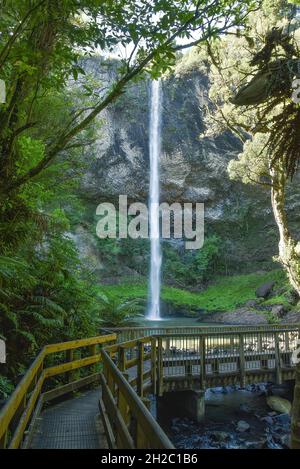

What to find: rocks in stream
left=278, top=434, right=291, bottom=448
left=171, top=417, right=290, bottom=449
left=236, top=420, right=251, bottom=432
left=261, top=415, right=274, bottom=424
left=208, top=431, right=231, bottom=442
left=266, top=396, right=292, bottom=414
left=239, top=403, right=252, bottom=414
left=168, top=384, right=292, bottom=450
left=261, top=412, right=291, bottom=427
left=244, top=439, right=267, bottom=449
left=273, top=413, right=291, bottom=425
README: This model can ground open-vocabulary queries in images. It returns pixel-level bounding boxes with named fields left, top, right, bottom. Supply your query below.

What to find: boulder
left=261, top=416, right=274, bottom=425
left=285, top=290, right=299, bottom=306
left=239, top=403, right=252, bottom=414
left=244, top=439, right=267, bottom=449
left=209, top=431, right=230, bottom=442
left=267, top=396, right=292, bottom=415
left=279, top=434, right=291, bottom=448
left=255, top=281, right=275, bottom=298
left=245, top=299, right=259, bottom=308
left=236, top=420, right=250, bottom=432
left=271, top=305, right=287, bottom=318
left=273, top=413, right=291, bottom=425
left=282, top=310, right=300, bottom=324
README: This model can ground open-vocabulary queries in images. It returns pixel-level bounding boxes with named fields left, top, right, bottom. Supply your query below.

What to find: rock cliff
left=73, top=57, right=300, bottom=279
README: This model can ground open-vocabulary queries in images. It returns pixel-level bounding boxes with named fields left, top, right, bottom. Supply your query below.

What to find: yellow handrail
left=1, top=326, right=299, bottom=450
left=100, top=337, right=174, bottom=449
left=0, top=333, right=116, bottom=448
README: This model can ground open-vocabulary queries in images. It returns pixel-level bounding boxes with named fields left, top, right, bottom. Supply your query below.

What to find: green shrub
left=0, top=375, right=14, bottom=400
left=100, top=269, right=286, bottom=313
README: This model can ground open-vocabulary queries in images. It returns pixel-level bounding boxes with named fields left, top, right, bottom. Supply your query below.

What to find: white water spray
left=147, top=80, right=162, bottom=320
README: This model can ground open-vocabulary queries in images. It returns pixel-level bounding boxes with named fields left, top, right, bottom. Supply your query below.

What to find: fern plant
left=98, top=295, right=144, bottom=327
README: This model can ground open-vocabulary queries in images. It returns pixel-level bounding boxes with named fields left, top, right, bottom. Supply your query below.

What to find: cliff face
left=74, top=57, right=300, bottom=279
left=81, top=64, right=243, bottom=213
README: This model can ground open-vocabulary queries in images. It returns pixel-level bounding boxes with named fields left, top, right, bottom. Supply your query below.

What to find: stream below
left=157, top=384, right=292, bottom=449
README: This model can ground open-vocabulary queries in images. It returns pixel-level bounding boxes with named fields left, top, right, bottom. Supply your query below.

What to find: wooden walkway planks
left=30, top=389, right=107, bottom=449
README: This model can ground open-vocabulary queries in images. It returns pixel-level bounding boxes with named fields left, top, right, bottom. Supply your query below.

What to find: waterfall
left=147, top=80, right=162, bottom=320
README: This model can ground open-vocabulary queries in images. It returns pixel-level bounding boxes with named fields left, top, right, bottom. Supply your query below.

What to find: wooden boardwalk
left=1, top=326, right=299, bottom=449
left=30, top=389, right=107, bottom=449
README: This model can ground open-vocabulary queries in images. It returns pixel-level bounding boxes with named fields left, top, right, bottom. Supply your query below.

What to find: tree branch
left=6, top=1, right=253, bottom=192
left=0, top=0, right=47, bottom=69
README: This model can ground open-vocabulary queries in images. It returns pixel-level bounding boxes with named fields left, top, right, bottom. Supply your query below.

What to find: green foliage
left=162, top=270, right=286, bottom=311
left=0, top=0, right=259, bottom=387
left=228, top=134, right=270, bottom=185
left=16, top=136, right=45, bottom=176
left=92, top=207, right=149, bottom=275
left=98, top=295, right=144, bottom=327
left=174, top=48, right=209, bottom=76
left=0, top=0, right=256, bottom=197
left=163, top=235, right=224, bottom=286
left=193, top=235, right=223, bottom=282
left=0, top=375, right=14, bottom=400
left=101, top=269, right=286, bottom=312
left=100, top=282, right=148, bottom=303
left=0, top=235, right=100, bottom=381
left=262, top=294, right=291, bottom=307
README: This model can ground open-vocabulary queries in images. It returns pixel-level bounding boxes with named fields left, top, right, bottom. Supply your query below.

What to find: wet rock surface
left=256, top=282, right=275, bottom=299
left=267, top=396, right=292, bottom=414
left=161, top=385, right=292, bottom=449
left=72, top=58, right=300, bottom=279
left=196, top=305, right=300, bottom=325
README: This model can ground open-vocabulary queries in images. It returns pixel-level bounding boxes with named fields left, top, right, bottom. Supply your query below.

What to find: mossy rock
left=267, top=396, right=292, bottom=415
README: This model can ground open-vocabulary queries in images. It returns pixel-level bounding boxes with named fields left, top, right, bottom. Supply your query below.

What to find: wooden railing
left=155, top=327, right=299, bottom=393
left=0, top=333, right=116, bottom=449
left=101, top=324, right=300, bottom=344
left=2, top=325, right=299, bottom=450
left=100, top=338, right=174, bottom=449
left=99, top=326, right=299, bottom=448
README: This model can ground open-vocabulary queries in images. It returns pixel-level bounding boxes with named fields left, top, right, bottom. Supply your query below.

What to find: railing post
left=157, top=337, right=163, bottom=397
left=165, top=337, right=170, bottom=355
left=137, top=341, right=144, bottom=398
left=66, top=349, right=75, bottom=383
left=135, top=397, right=151, bottom=449
left=151, top=337, right=157, bottom=395
left=275, top=333, right=282, bottom=384
left=200, top=336, right=206, bottom=389
left=136, top=422, right=148, bottom=449
left=106, top=357, right=115, bottom=396
left=118, top=346, right=126, bottom=372
left=239, top=334, right=246, bottom=388
left=285, top=331, right=290, bottom=352
left=117, top=373, right=130, bottom=448
left=258, top=333, right=263, bottom=353
left=89, top=344, right=97, bottom=374
left=185, top=360, right=192, bottom=377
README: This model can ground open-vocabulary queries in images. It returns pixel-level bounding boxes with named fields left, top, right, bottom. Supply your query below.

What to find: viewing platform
left=0, top=324, right=299, bottom=449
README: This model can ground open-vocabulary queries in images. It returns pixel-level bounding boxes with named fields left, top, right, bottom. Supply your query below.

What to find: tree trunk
left=270, top=164, right=300, bottom=295
left=270, top=163, right=300, bottom=449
